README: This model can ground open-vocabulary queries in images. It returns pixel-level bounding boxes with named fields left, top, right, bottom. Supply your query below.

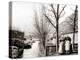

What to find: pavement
left=23, top=41, right=40, bottom=58
left=23, top=41, right=78, bottom=58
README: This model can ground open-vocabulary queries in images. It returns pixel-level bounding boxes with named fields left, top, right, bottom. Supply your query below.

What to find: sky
left=12, top=2, right=76, bottom=36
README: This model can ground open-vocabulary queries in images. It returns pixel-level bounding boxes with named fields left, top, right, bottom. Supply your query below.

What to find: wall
left=63, top=32, right=78, bottom=44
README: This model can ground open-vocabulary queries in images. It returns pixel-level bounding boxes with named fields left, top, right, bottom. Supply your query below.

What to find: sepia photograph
left=9, top=1, right=78, bottom=58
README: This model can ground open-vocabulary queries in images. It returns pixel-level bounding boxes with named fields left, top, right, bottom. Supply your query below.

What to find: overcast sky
left=12, top=2, right=76, bottom=36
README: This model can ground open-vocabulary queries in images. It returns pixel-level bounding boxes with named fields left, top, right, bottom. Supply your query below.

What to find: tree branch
left=44, top=14, right=56, bottom=28
left=34, top=19, right=42, bottom=35
left=59, top=5, right=66, bottom=17
left=59, top=11, right=65, bottom=18
left=69, top=17, right=73, bottom=21
left=50, top=4, right=57, bottom=18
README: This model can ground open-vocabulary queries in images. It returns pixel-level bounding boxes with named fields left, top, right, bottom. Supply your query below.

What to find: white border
left=0, top=0, right=80, bottom=60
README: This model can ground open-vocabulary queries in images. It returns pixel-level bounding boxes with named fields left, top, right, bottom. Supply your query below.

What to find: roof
left=53, top=14, right=78, bottom=38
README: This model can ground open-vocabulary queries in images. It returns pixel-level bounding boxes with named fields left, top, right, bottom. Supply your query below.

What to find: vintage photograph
left=9, top=2, right=78, bottom=58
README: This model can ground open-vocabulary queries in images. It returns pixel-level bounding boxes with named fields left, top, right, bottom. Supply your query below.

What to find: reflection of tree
left=44, top=4, right=66, bottom=53
left=33, top=6, right=51, bottom=56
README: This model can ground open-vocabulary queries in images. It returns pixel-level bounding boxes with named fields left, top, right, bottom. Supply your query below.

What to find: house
left=45, top=15, right=78, bottom=55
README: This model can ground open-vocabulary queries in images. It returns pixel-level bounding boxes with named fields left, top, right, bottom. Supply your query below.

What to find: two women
left=58, top=36, right=71, bottom=55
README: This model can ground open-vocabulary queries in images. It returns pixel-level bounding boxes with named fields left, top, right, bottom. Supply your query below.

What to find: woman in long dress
left=65, top=36, right=71, bottom=55
left=58, top=37, right=65, bottom=55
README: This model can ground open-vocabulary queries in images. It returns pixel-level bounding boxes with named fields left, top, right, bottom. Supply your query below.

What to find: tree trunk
left=56, top=19, right=59, bottom=53
left=72, top=5, right=78, bottom=51
left=56, top=4, right=59, bottom=54
left=42, top=33, right=46, bottom=56
left=39, top=38, right=46, bottom=57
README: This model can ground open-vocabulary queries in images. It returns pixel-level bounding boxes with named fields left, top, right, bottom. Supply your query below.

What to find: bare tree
left=67, top=5, right=78, bottom=51
left=73, top=6, right=78, bottom=51
left=44, top=4, right=66, bottom=53
left=33, top=6, right=51, bottom=56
